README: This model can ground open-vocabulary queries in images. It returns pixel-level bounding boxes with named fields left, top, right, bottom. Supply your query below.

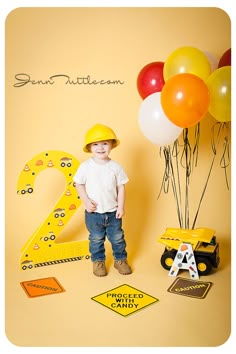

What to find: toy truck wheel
left=196, top=257, right=212, bottom=275
left=160, top=250, right=176, bottom=270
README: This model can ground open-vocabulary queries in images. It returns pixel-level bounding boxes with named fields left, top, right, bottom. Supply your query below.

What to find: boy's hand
left=116, top=208, right=124, bottom=219
left=85, top=199, right=97, bottom=213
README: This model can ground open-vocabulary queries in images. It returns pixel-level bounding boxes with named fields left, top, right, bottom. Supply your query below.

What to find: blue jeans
left=85, top=210, right=128, bottom=262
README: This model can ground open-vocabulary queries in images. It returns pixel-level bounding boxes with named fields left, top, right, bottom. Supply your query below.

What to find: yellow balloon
left=164, top=46, right=211, bottom=82
left=206, top=66, right=231, bottom=122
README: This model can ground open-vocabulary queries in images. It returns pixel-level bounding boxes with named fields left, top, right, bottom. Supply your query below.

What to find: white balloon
left=138, top=92, right=183, bottom=146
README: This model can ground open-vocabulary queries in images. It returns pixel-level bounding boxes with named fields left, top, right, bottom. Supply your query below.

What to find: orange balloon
left=161, top=73, right=210, bottom=128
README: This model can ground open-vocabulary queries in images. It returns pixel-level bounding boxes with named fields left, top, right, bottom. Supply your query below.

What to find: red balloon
left=137, top=62, right=165, bottom=99
left=218, top=48, right=231, bottom=68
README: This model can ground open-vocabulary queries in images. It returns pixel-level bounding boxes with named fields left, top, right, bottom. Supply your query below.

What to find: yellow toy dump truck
left=157, top=227, right=220, bottom=275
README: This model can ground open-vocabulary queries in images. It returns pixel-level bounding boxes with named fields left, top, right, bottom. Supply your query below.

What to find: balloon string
left=172, top=141, right=183, bottom=228
left=180, top=128, right=192, bottom=178
left=157, top=147, right=170, bottom=197
left=191, top=121, right=230, bottom=229
left=211, top=121, right=222, bottom=154
left=191, top=153, right=216, bottom=230
left=176, top=125, right=200, bottom=229
left=192, top=122, right=200, bottom=170
left=211, top=121, right=230, bottom=189
left=158, top=122, right=230, bottom=231
left=158, top=145, right=183, bottom=228
left=220, top=135, right=230, bottom=190
left=181, top=128, right=192, bottom=229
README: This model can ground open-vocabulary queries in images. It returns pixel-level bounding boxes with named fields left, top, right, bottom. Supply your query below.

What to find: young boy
left=73, top=123, right=132, bottom=277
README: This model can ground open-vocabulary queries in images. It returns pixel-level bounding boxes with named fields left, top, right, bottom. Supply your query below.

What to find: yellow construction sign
left=91, top=284, right=159, bottom=317
left=17, top=150, right=90, bottom=270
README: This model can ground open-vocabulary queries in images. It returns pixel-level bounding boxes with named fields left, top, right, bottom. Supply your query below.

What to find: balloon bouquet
left=137, top=46, right=231, bottom=229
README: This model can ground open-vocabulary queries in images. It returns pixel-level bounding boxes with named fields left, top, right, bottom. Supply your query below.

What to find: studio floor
left=5, top=236, right=231, bottom=348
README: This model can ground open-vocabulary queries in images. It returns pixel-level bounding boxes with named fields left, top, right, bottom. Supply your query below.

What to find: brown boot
left=93, top=261, right=107, bottom=277
left=114, top=260, right=132, bottom=275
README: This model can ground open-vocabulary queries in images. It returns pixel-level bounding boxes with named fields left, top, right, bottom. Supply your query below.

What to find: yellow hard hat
left=83, top=124, right=120, bottom=152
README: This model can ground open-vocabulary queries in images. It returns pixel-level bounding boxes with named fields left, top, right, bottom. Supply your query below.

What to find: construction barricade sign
left=167, top=277, right=213, bottom=299
left=20, top=277, right=65, bottom=298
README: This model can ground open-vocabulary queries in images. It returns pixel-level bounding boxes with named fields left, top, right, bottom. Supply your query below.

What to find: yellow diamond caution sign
left=91, top=284, right=159, bottom=317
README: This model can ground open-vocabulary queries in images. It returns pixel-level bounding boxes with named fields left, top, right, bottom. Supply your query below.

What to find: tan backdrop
left=5, top=7, right=231, bottom=347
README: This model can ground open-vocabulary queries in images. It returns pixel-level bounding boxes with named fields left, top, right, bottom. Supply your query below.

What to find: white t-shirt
left=73, top=158, right=129, bottom=213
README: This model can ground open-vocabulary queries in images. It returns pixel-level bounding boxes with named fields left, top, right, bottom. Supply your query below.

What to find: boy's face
left=90, top=140, right=113, bottom=161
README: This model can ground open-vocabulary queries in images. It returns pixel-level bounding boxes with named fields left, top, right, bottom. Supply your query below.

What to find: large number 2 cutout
left=17, top=150, right=89, bottom=271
